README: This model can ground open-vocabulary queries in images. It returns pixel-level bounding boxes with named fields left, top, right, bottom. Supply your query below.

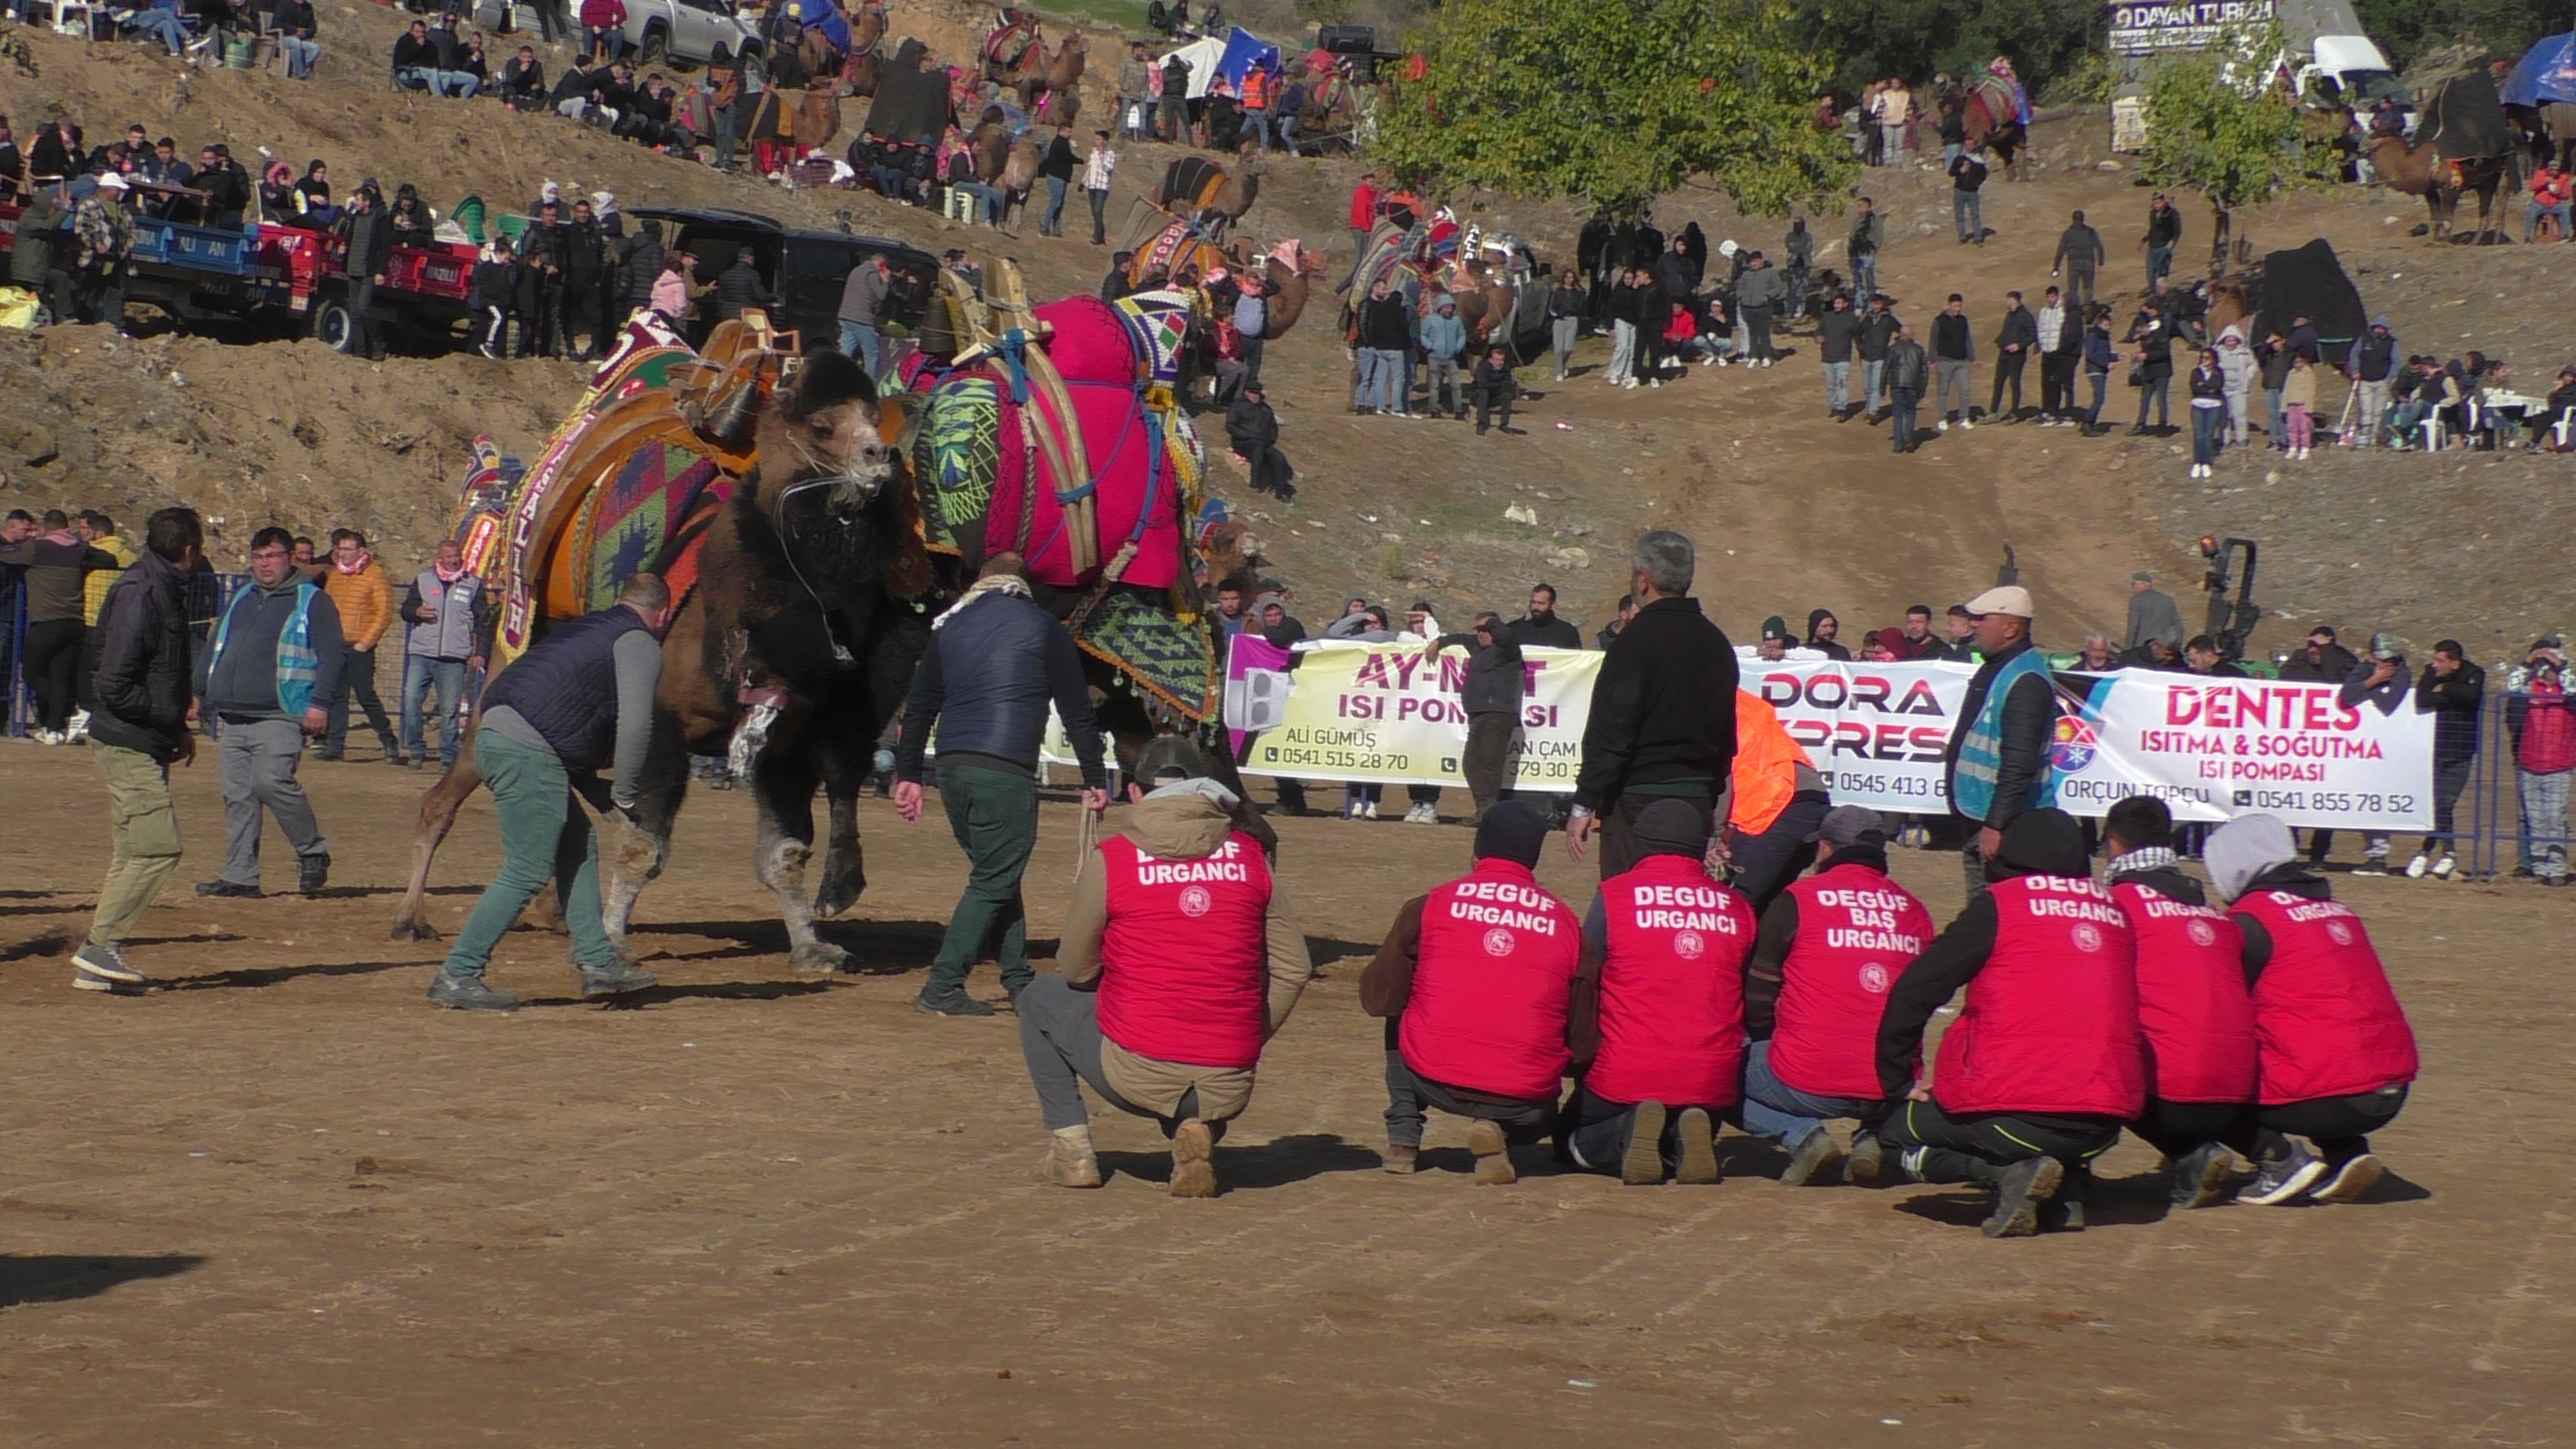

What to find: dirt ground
left=1, top=738, right=2568, bottom=1446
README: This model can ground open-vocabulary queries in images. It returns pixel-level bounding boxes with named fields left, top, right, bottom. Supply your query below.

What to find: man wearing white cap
left=72, top=173, right=135, bottom=328
left=1941, top=584, right=2058, bottom=896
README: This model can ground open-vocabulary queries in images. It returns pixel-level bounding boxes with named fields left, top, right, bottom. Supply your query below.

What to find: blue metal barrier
left=2470, top=688, right=2574, bottom=882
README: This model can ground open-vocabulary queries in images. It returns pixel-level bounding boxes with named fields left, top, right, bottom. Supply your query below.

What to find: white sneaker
left=1937, top=419, right=1950, bottom=432
left=1408, top=802, right=1439, bottom=824
left=1960, top=417, right=1974, bottom=430
left=66, top=708, right=91, bottom=740
left=2432, top=853, right=2457, bottom=880
left=2404, top=852, right=2430, bottom=878
left=34, top=728, right=65, bottom=746
left=1622, top=378, right=1640, bottom=390
left=1363, top=800, right=1379, bottom=820
left=1647, top=379, right=1662, bottom=389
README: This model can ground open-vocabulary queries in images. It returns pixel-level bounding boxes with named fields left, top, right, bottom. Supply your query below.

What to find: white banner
left=2107, top=0, right=2277, bottom=57
left=1234, top=642, right=1602, bottom=792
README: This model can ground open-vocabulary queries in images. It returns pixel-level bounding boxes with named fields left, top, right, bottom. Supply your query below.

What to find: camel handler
left=1021, top=744, right=1311, bottom=1198
left=895, top=552, right=1110, bottom=1018
left=1941, top=584, right=2058, bottom=896
left=1872, top=808, right=2146, bottom=1237
left=1738, top=805, right=1934, bottom=1187
left=1563, top=799, right=1752, bottom=1186
left=426, top=573, right=672, bottom=1012
left=1363, top=801, right=1597, bottom=1184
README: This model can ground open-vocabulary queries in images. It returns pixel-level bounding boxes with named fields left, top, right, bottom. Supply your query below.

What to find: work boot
left=2039, top=1193, right=2086, bottom=1233
left=2240, top=1140, right=2325, bottom=1205
left=427, top=971, right=519, bottom=1012
left=196, top=879, right=262, bottom=899
left=2311, top=1150, right=2385, bottom=1204
left=1039, top=1126, right=1104, bottom=1188
left=2168, top=1143, right=2234, bottom=1209
left=1780, top=1128, right=1846, bottom=1187
left=1980, top=1156, right=2064, bottom=1239
left=914, top=986, right=997, bottom=1017
left=578, top=961, right=659, bottom=999
left=1674, top=1107, right=1720, bottom=1185
left=1621, top=1100, right=1669, bottom=1185
left=1380, top=1143, right=1419, bottom=1175
left=1169, top=1118, right=1218, bottom=1198
left=298, top=852, right=331, bottom=898
left=1467, top=1118, right=1516, bottom=1185
left=1844, top=1132, right=1885, bottom=1187
left=71, top=942, right=150, bottom=993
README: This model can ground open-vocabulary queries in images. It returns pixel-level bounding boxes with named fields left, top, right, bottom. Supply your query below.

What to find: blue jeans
left=838, top=319, right=881, bottom=373
left=2264, top=386, right=2287, bottom=448
left=2191, top=402, right=2226, bottom=465
left=1852, top=255, right=1876, bottom=299
left=1952, top=189, right=1981, bottom=242
left=1891, top=386, right=1921, bottom=448
left=278, top=34, right=320, bottom=78
left=1359, top=346, right=1406, bottom=412
left=2147, top=245, right=2174, bottom=284
left=2085, top=368, right=2109, bottom=425
left=1242, top=106, right=1268, bottom=153
left=1823, top=359, right=1852, bottom=411
left=1275, top=112, right=1297, bottom=153
left=1861, top=357, right=1884, bottom=410
left=1042, top=176, right=1069, bottom=234
left=400, top=654, right=469, bottom=767
left=128, top=9, right=188, bottom=53
left=441, top=730, right=615, bottom=977
left=1739, top=1041, right=1887, bottom=1149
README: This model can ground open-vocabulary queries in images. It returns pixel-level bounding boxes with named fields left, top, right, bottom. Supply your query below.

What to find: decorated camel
left=2375, top=70, right=2519, bottom=243
left=1948, top=66, right=2032, bottom=181
left=1345, top=209, right=1545, bottom=358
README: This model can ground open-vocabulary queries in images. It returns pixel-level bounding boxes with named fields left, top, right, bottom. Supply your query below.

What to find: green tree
left=2138, top=21, right=2340, bottom=270
left=1370, top=0, right=1858, bottom=218
left=1787, top=0, right=2105, bottom=103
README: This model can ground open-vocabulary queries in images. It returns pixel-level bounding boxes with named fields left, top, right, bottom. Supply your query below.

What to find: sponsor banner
left=2057, top=671, right=2435, bottom=829
left=2107, top=0, right=2277, bottom=57
left=1233, top=641, right=1602, bottom=792
left=1743, top=661, right=1974, bottom=815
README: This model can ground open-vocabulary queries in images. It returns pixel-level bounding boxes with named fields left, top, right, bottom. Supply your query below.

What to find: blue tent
left=2504, top=33, right=2576, bottom=108
left=783, top=0, right=853, bottom=54
left=1217, top=27, right=1281, bottom=88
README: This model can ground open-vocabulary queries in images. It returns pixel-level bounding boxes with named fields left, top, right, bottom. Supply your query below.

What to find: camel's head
left=761, top=349, right=895, bottom=518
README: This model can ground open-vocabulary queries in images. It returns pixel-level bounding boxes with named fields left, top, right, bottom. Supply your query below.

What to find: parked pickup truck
left=472, top=0, right=766, bottom=81
left=629, top=205, right=939, bottom=350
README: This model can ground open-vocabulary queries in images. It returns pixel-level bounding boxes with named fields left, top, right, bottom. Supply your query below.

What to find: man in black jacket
left=2142, top=193, right=2182, bottom=286
left=1357, top=277, right=1413, bottom=416
left=1942, top=585, right=2056, bottom=895
left=2351, top=316, right=2398, bottom=448
left=896, top=553, right=1110, bottom=1016
left=73, top=507, right=203, bottom=995
left=1225, top=383, right=1289, bottom=499
left=473, top=237, right=519, bottom=358
left=1990, top=290, right=2038, bottom=421
left=1426, top=611, right=1525, bottom=821
left=341, top=184, right=392, bottom=361
left=1886, top=322, right=1929, bottom=453
left=1037, top=122, right=1076, bottom=237
left=2409, top=640, right=2485, bottom=879
left=1569, top=529, right=1737, bottom=876
left=515, top=199, right=566, bottom=357
left=1818, top=290, right=1860, bottom=419
left=2051, top=208, right=2103, bottom=310
left=1469, top=344, right=1519, bottom=434
left=560, top=196, right=610, bottom=361
left=1931, top=293, right=1974, bottom=430
left=1857, top=293, right=1899, bottom=420
left=1506, top=583, right=1582, bottom=649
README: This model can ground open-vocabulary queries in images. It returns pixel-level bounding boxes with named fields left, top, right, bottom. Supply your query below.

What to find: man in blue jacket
left=197, top=527, right=345, bottom=900
left=896, top=552, right=1111, bottom=1015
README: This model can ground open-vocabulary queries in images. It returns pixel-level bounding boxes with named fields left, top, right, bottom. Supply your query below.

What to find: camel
left=1293, top=70, right=1364, bottom=154
left=1957, top=83, right=2028, bottom=182
left=1155, top=154, right=1262, bottom=224
left=1020, top=32, right=1086, bottom=124
left=2369, top=133, right=2511, bottom=243
left=995, top=134, right=1043, bottom=231
left=393, top=348, right=930, bottom=975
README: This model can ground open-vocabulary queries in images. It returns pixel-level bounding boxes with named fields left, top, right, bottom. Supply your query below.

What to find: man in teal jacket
left=199, top=527, right=345, bottom=899
left=1941, top=585, right=2057, bottom=896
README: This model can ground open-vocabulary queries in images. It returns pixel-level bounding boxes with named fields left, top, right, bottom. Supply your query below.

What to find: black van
left=629, top=206, right=941, bottom=352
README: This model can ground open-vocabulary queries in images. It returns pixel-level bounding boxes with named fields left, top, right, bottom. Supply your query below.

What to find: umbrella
left=2504, top=33, right=2576, bottom=108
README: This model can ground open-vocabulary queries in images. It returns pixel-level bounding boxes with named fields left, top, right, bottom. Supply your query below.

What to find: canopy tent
left=2503, top=34, right=2576, bottom=108
left=1157, top=28, right=1280, bottom=100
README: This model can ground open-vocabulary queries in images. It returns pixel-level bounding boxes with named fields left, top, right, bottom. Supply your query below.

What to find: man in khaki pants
left=76, top=506, right=205, bottom=994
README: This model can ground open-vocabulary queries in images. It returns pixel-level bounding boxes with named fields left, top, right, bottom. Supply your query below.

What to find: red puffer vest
left=1401, top=858, right=1583, bottom=1100
left=1933, top=875, right=2146, bottom=1118
left=2230, top=890, right=2418, bottom=1105
left=2519, top=678, right=2576, bottom=775
left=1096, top=831, right=1273, bottom=1069
left=1768, top=862, right=1935, bottom=1101
left=1588, top=854, right=1754, bottom=1109
left=2111, top=880, right=2258, bottom=1105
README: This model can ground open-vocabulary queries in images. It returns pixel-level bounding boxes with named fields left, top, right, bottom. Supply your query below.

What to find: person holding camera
left=2507, top=637, right=2573, bottom=883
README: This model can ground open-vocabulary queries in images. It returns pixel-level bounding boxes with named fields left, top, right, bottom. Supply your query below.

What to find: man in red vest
left=1563, top=800, right=1750, bottom=1184
left=2205, top=813, right=2417, bottom=1205
left=1741, top=806, right=1934, bottom=1187
left=2103, top=795, right=2257, bottom=1209
left=1873, top=808, right=2146, bottom=1237
left=1019, top=765, right=1311, bottom=1198
left=1363, top=801, right=1595, bottom=1183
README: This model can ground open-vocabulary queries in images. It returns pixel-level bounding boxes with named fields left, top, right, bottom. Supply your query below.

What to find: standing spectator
left=1239, top=57, right=1273, bottom=155
left=618, top=217, right=665, bottom=323
left=2282, top=353, right=2318, bottom=459
left=399, top=540, right=484, bottom=772
left=2349, top=317, right=2397, bottom=448
left=1942, top=585, right=2055, bottom=895
left=1356, top=277, right=1411, bottom=417
left=197, top=528, right=342, bottom=900
left=1115, top=41, right=1154, bottom=140
left=1886, top=320, right=1929, bottom=453
left=516, top=200, right=566, bottom=356
left=1037, top=122, right=1076, bottom=238
left=836, top=251, right=891, bottom=373
left=472, top=237, right=518, bottom=358
left=1891, top=604, right=1944, bottom=660
left=340, top=183, right=392, bottom=362
left=1159, top=51, right=1191, bottom=146
left=1736, top=251, right=1782, bottom=367
left=1596, top=594, right=1637, bottom=651
left=2034, top=284, right=2076, bottom=425
left=2507, top=639, right=2574, bottom=883
left=1345, top=169, right=1380, bottom=286
left=0, top=510, right=27, bottom=696
left=2188, top=348, right=2228, bottom=476
left=1419, top=293, right=1468, bottom=419
left=316, top=529, right=401, bottom=764
left=2079, top=303, right=2116, bottom=434
left=2216, top=325, right=2257, bottom=445
left=1989, top=289, right=2035, bottom=420
left=1470, top=344, right=1520, bottom=435
left=2142, top=192, right=2182, bottom=286
left=0, top=511, right=120, bottom=744
left=1081, top=129, right=1117, bottom=246
left=1604, top=265, right=1642, bottom=389
left=1567, top=530, right=1738, bottom=877
left=2408, top=640, right=2485, bottom=880
left=1225, top=383, right=1290, bottom=499
left=1818, top=290, right=1859, bottom=419
left=1871, top=79, right=1910, bottom=167
left=1425, top=611, right=1525, bottom=822
left=703, top=55, right=744, bottom=170
left=1232, top=273, right=1267, bottom=392
left=1804, top=609, right=1850, bottom=660
left=2280, top=625, right=2360, bottom=683
left=2125, top=573, right=2185, bottom=653
left=560, top=196, right=610, bottom=362
left=1546, top=266, right=1584, bottom=382
left=1847, top=196, right=1880, bottom=300
left=1505, top=583, right=1582, bottom=649
left=1948, top=146, right=1987, bottom=244
left=895, top=554, right=1111, bottom=1017
left=1931, top=293, right=1974, bottom=431
left=2129, top=300, right=2174, bottom=434
left=1857, top=291, right=1898, bottom=418
left=2051, top=208, right=2104, bottom=311
left=71, top=508, right=202, bottom=995
left=77, top=512, right=137, bottom=635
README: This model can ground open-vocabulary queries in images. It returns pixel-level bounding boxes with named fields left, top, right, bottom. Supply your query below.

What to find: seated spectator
left=1470, top=344, right=1520, bottom=435
left=1225, top=382, right=1290, bottom=499
left=580, top=0, right=628, bottom=64
left=2537, top=366, right=2576, bottom=450
left=196, top=144, right=249, bottom=226
left=499, top=46, right=548, bottom=112
left=270, top=0, right=321, bottom=81
left=387, top=183, right=435, bottom=249
left=420, top=13, right=480, bottom=96
left=460, top=30, right=493, bottom=95
left=292, top=159, right=337, bottom=224
left=553, top=52, right=619, bottom=128
left=123, top=0, right=193, bottom=59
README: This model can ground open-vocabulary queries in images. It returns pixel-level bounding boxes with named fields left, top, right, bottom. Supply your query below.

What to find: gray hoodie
left=2203, top=812, right=2297, bottom=904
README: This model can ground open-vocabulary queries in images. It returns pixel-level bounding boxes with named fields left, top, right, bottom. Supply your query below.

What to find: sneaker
left=1674, top=1107, right=1720, bottom=1185
left=2431, top=854, right=2457, bottom=880
left=426, top=971, right=519, bottom=1012
left=1169, top=1118, right=1218, bottom=1198
left=2239, top=1142, right=2326, bottom=1205
left=1039, top=1128, right=1103, bottom=1188
left=578, top=961, right=659, bottom=999
left=1381, top=1143, right=1419, bottom=1175
left=1937, top=418, right=1950, bottom=433
left=298, top=853, right=330, bottom=898
left=2355, top=857, right=2390, bottom=877
left=1844, top=1132, right=1885, bottom=1187
left=2168, top=1142, right=2234, bottom=1209
left=72, top=942, right=149, bottom=992
left=1621, top=1100, right=1669, bottom=1185
left=1959, top=417, right=1974, bottom=430
left=1467, top=1118, right=1516, bottom=1185
left=1362, top=801, right=1379, bottom=820
left=2404, top=852, right=2430, bottom=879
left=1407, top=802, right=1439, bottom=825
left=913, top=986, right=997, bottom=1018
left=309, top=748, right=343, bottom=762
left=2311, top=1151, right=2385, bottom=1204
left=1780, top=1129, right=1846, bottom=1187
left=34, top=728, right=65, bottom=746
left=1981, top=1156, right=2064, bottom=1239
left=195, top=879, right=262, bottom=899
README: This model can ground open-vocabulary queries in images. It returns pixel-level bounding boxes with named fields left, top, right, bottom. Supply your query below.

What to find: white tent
left=1157, top=35, right=1229, bottom=100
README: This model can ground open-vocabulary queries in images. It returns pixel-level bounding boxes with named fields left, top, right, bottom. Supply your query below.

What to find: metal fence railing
left=2469, top=689, right=2574, bottom=882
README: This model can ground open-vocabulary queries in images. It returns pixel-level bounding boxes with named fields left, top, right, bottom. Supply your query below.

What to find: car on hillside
left=629, top=205, right=940, bottom=351
left=472, top=0, right=765, bottom=81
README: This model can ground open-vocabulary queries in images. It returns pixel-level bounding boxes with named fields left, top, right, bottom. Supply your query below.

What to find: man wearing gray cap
left=1740, top=805, right=1935, bottom=1186
left=1942, top=584, right=2059, bottom=895
left=2124, top=572, right=2183, bottom=654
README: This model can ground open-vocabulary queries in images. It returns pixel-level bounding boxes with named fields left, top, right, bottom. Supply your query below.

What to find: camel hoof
left=390, top=917, right=442, bottom=943
left=813, top=871, right=865, bottom=920
left=788, top=940, right=851, bottom=975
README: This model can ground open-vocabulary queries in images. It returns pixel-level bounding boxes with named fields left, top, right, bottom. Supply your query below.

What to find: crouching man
left=1020, top=770, right=1310, bottom=1198
left=1738, top=805, right=1934, bottom=1186
left=1563, top=799, right=1751, bottom=1185
left=1363, top=801, right=1595, bottom=1183
left=1874, top=808, right=2146, bottom=1237
left=2206, top=813, right=2418, bottom=1205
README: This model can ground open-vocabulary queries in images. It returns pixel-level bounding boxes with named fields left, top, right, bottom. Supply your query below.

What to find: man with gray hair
left=2125, top=572, right=2184, bottom=653
left=1568, top=530, right=1738, bottom=877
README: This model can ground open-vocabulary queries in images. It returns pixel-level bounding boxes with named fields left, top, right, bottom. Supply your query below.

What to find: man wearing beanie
left=1739, top=806, right=1934, bottom=1186
left=1562, top=799, right=1753, bottom=1185
left=1363, top=801, right=1595, bottom=1182
left=1020, top=769, right=1310, bottom=1197
left=1942, top=584, right=2058, bottom=897
left=1873, top=808, right=2146, bottom=1237
left=1570, top=530, right=1737, bottom=878
left=2203, top=813, right=2417, bottom=1206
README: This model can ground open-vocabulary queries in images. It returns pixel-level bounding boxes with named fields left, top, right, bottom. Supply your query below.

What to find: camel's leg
left=391, top=746, right=485, bottom=942
left=600, top=712, right=692, bottom=968
left=813, top=780, right=865, bottom=920
left=752, top=743, right=846, bottom=974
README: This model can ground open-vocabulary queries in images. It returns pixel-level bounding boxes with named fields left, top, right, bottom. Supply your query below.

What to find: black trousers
left=2127, top=1098, right=2249, bottom=1159
left=1596, top=789, right=1713, bottom=878
left=1242, top=443, right=1290, bottom=497
left=2252, top=1083, right=2408, bottom=1163
left=1240, top=334, right=1265, bottom=391
left=1463, top=710, right=1519, bottom=815
left=561, top=283, right=605, bottom=358
left=1472, top=383, right=1515, bottom=431
left=1744, top=303, right=1774, bottom=361
left=1383, top=1024, right=1558, bottom=1149
left=21, top=618, right=85, bottom=732
left=520, top=279, right=562, bottom=357
left=1989, top=350, right=2027, bottom=414
left=1879, top=1098, right=2122, bottom=1184
left=348, top=276, right=383, bottom=360
left=2040, top=352, right=2075, bottom=416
